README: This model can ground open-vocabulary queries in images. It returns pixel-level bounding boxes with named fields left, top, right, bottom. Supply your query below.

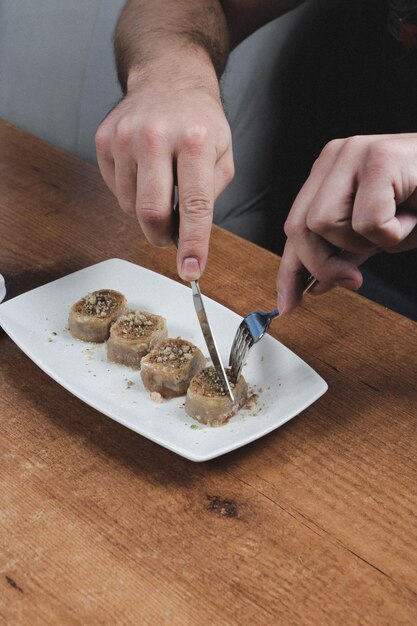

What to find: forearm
left=115, top=0, right=230, bottom=94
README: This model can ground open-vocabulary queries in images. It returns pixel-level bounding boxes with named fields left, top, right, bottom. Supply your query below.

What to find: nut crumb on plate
left=148, top=391, right=164, bottom=403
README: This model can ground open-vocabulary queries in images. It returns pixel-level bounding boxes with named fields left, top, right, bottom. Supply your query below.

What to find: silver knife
left=190, top=279, right=235, bottom=402
left=172, top=202, right=235, bottom=403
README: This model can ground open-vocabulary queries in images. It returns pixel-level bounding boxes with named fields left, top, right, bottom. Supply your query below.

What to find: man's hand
left=277, top=133, right=417, bottom=315
left=96, top=0, right=305, bottom=282
left=95, top=58, right=234, bottom=281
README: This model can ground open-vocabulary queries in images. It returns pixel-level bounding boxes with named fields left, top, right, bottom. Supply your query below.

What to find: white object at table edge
left=0, top=274, right=5, bottom=304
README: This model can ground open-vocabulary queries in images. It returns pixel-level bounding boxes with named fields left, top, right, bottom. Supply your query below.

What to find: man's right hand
left=95, top=58, right=234, bottom=282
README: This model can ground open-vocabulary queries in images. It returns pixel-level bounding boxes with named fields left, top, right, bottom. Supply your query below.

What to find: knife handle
left=172, top=201, right=180, bottom=249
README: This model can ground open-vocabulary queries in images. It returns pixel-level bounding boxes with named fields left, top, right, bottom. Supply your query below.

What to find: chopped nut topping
left=116, top=311, right=158, bottom=339
left=147, top=338, right=198, bottom=367
left=80, top=290, right=120, bottom=317
left=192, top=367, right=234, bottom=397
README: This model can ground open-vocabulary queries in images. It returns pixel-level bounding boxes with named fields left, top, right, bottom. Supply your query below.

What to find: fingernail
left=338, top=277, right=360, bottom=291
left=181, top=257, right=201, bottom=281
left=277, top=292, right=287, bottom=316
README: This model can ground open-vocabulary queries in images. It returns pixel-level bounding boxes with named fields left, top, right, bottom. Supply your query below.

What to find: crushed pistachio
left=192, top=367, right=235, bottom=397
left=147, top=339, right=196, bottom=367
left=116, top=311, right=158, bottom=339
left=80, top=290, right=120, bottom=317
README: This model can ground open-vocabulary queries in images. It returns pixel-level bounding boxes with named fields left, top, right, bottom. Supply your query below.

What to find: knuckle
left=321, top=138, right=344, bottom=158
left=353, top=216, right=402, bottom=245
left=182, top=125, right=209, bottom=153
left=95, top=123, right=111, bottom=154
left=137, top=204, right=167, bottom=227
left=115, top=118, right=133, bottom=148
left=363, top=142, right=394, bottom=176
left=222, top=159, right=235, bottom=184
left=305, top=212, right=328, bottom=234
left=343, top=135, right=366, bottom=152
left=310, top=138, right=344, bottom=172
left=310, top=156, right=322, bottom=174
left=219, top=125, right=233, bottom=151
left=182, top=193, right=212, bottom=219
left=142, top=119, right=167, bottom=151
left=284, top=218, right=302, bottom=239
left=352, top=215, right=381, bottom=238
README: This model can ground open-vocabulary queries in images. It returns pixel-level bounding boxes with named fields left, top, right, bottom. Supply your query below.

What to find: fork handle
left=272, top=276, right=317, bottom=318
left=302, top=248, right=350, bottom=294
left=273, top=277, right=316, bottom=316
left=273, top=274, right=315, bottom=316
left=303, top=275, right=317, bottom=294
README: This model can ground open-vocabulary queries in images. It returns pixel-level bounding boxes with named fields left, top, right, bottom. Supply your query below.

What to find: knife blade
left=190, top=280, right=235, bottom=403
left=172, top=202, right=234, bottom=403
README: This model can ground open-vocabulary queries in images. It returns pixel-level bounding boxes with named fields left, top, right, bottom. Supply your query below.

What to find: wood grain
left=0, top=120, right=416, bottom=625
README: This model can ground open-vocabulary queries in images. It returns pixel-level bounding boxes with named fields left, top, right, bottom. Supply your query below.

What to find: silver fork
left=229, top=276, right=317, bottom=381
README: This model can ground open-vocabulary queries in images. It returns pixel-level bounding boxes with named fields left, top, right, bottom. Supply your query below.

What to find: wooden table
left=1, top=120, right=416, bottom=625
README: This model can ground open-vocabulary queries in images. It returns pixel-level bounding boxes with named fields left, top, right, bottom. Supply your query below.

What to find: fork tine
left=234, top=342, right=251, bottom=380
left=229, top=322, right=244, bottom=358
left=230, top=308, right=279, bottom=381
left=232, top=330, right=252, bottom=380
left=230, top=335, right=244, bottom=376
left=229, top=334, right=242, bottom=366
left=231, top=327, right=248, bottom=362
left=229, top=320, right=247, bottom=366
left=229, top=333, right=245, bottom=380
left=233, top=327, right=248, bottom=361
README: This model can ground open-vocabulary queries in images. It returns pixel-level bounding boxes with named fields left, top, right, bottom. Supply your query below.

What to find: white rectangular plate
left=0, top=259, right=327, bottom=461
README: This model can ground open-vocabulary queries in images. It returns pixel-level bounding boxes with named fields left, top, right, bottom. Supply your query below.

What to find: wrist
left=126, top=42, right=221, bottom=98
